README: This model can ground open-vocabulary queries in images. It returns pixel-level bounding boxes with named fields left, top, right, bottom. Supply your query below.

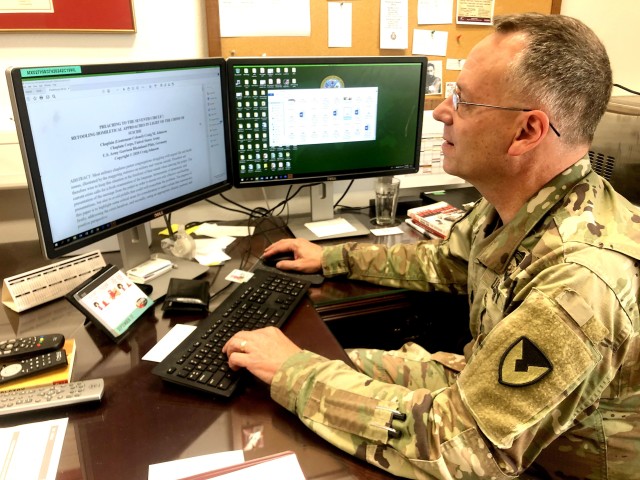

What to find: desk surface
left=0, top=216, right=421, bottom=479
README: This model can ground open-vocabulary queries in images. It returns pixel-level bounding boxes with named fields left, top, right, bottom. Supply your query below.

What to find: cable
left=613, top=83, right=640, bottom=96
left=163, top=214, right=174, bottom=239
left=219, top=192, right=255, bottom=214
left=333, top=180, right=354, bottom=208
left=204, top=198, right=253, bottom=216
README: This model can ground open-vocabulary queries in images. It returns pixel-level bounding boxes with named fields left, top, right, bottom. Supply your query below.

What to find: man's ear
left=508, top=110, right=550, bottom=156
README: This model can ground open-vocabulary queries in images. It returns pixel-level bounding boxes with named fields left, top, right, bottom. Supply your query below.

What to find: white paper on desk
left=195, top=250, right=232, bottom=267
left=148, top=450, right=245, bottom=480
left=196, top=223, right=255, bottom=238
left=0, top=417, right=67, bottom=480
left=370, top=226, right=404, bottom=236
left=304, top=217, right=357, bottom=238
left=194, top=237, right=234, bottom=266
left=142, top=324, right=197, bottom=362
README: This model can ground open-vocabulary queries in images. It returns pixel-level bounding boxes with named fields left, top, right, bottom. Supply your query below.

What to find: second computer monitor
left=228, top=56, right=427, bottom=188
left=227, top=56, right=426, bottom=238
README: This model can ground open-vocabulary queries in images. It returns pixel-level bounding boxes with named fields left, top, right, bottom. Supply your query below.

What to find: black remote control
left=0, top=334, right=65, bottom=361
left=0, top=350, right=68, bottom=385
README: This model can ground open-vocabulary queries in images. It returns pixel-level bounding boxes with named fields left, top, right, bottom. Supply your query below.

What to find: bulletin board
left=205, top=0, right=561, bottom=109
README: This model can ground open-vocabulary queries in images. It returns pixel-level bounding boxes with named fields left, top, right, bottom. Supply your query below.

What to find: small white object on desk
left=370, top=226, right=404, bottom=236
left=142, top=324, right=197, bottom=363
left=304, top=217, right=357, bottom=238
left=196, top=223, right=255, bottom=238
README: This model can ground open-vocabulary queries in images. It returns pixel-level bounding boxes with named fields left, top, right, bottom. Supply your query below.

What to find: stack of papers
left=160, top=223, right=255, bottom=266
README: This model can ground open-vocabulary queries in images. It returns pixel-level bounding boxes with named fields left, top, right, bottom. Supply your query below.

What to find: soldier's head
left=433, top=14, right=611, bottom=192
left=494, top=13, right=612, bottom=146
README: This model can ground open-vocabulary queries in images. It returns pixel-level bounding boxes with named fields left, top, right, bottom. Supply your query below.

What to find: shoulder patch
left=457, top=288, right=601, bottom=448
left=499, top=337, right=553, bottom=387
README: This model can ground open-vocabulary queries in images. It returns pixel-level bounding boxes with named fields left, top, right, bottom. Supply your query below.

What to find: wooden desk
left=0, top=230, right=397, bottom=479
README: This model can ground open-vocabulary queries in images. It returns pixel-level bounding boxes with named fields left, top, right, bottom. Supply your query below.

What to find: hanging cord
left=613, top=83, right=640, bottom=95
left=333, top=179, right=354, bottom=209
left=163, top=214, right=174, bottom=239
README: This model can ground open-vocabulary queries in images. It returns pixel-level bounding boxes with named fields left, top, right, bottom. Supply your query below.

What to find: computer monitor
left=6, top=58, right=232, bottom=298
left=226, top=56, right=427, bottom=240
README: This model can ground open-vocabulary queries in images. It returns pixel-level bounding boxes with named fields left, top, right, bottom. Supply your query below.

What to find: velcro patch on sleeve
left=302, top=382, right=394, bottom=444
left=457, top=288, right=601, bottom=449
left=555, top=288, right=593, bottom=327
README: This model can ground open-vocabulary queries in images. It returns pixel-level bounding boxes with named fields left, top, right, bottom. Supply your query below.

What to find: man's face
left=427, top=65, right=435, bottom=76
left=432, top=32, right=528, bottom=187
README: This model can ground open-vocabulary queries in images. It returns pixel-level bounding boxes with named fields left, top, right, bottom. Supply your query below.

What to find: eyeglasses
left=452, top=91, right=560, bottom=137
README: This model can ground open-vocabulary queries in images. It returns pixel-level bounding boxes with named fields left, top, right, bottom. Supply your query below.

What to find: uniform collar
left=475, top=157, right=592, bottom=274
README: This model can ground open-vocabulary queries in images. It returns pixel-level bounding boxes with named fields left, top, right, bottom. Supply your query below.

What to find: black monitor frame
left=226, top=56, right=427, bottom=239
left=7, top=58, right=233, bottom=298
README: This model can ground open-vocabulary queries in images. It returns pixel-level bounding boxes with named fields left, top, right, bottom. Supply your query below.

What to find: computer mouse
left=258, top=253, right=325, bottom=286
left=262, top=252, right=295, bottom=268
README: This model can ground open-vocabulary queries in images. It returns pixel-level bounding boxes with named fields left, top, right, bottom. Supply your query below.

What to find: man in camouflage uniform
left=224, top=13, right=640, bottom=479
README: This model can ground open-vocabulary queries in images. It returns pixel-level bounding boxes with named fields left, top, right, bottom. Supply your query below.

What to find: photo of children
left=74, top=267, right=153, bottom=339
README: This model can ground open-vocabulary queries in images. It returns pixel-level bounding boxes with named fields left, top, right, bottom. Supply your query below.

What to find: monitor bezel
left=7, top=58, right=233, bottom=260
left=226, top=55, right=427, bottom=189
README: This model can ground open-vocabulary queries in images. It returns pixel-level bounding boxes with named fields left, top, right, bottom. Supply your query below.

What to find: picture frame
left=0, top=0, right=136, bottom=33
left=66, top=264, right=154, bottom=343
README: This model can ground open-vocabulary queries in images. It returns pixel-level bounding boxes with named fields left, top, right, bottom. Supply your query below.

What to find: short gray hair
left=495, top=13, right=612, bottom=145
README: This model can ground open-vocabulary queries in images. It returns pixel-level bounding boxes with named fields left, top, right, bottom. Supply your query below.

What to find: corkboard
left=205, top=0, right=561, bottom=109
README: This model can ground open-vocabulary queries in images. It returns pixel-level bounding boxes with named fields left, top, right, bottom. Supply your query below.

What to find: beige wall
left=561, top=0, right=639, bottom=90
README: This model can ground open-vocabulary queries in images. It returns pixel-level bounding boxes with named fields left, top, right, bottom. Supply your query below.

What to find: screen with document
left=7, top=58, right=232, bottom=261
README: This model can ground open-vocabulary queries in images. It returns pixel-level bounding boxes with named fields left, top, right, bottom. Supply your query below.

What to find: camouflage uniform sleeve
left=321, top=219, right=473, bottom=294
left=270, top=261, right=635, bottom=479
left=270, top=351, right=515, bottom=479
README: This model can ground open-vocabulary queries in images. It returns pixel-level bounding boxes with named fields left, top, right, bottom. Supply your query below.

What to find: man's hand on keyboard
left=223, top=327, right=302, bottom=385
left=263, top=239, right=323, bottom=273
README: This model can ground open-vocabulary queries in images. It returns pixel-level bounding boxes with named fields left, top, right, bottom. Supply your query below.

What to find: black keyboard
left=152, top=269, right=310, bottom=398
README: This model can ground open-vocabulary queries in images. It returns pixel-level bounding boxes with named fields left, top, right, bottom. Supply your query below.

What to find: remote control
left=0, top=350, right=68, bottom=385
left=0, top=334, right=65, bottom=361
left=0, top=378, right=104, bottom=416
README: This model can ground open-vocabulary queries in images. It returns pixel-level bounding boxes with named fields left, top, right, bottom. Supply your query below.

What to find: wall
left=561, top=0, right=639, bottom=90
left=2, top=1, right=639, bottom=244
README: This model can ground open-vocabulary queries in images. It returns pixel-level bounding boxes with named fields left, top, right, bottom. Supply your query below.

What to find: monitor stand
left=287, top=182, right=371, bottom=242
left=118, top=225, right=208, bottom=301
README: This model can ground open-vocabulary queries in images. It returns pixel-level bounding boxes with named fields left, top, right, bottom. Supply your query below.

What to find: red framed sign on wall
left=0, top=0, right=136, bottom=32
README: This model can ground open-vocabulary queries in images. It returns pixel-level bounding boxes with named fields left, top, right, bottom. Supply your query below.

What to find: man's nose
left=432, top=96, right=453, bottom=125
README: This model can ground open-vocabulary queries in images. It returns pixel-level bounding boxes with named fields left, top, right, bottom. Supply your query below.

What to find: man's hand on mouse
left=263, top=238, right=323, bottom=273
